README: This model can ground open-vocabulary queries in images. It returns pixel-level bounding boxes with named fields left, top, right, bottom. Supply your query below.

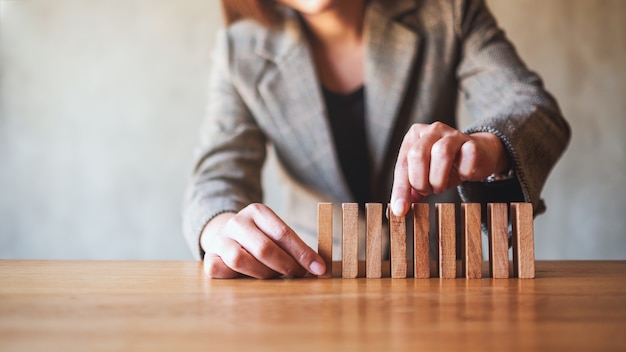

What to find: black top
left=322, top=86, right=370, bottom=204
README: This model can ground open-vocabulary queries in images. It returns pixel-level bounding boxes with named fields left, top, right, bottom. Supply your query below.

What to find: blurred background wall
left=1, top=0, right=624, bottom=260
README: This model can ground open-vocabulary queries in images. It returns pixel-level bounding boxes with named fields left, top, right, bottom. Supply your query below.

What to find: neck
left=300, top=1, right=366, bottom=47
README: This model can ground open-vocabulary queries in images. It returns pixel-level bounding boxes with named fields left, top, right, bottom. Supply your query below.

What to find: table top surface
left=1, top=260, right=625, bottom=352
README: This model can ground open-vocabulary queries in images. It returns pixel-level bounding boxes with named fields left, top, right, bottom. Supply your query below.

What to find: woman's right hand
left=200, top=203, right=327, bottom=279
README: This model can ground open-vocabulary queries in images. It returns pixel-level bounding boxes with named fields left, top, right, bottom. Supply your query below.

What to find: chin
left=277, top=0, right=338, bottom=15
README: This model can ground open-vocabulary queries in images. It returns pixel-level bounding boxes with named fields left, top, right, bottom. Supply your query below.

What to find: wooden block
left=389, top=204, right=407, bottom=278
left=488, top=203, right=509, bottom=279
left=462, top=203, right=482, bottom=279
left=317, top=203, right=333, bottom=278
left=512, top=203, right=535, bottom=279
left=342, top=203, right=359, bottom=279
left=413, top=203, right=430, bottom=279
left=366, top=203, right=382, bottom=279
left=437, top=203, right=456, bottom=279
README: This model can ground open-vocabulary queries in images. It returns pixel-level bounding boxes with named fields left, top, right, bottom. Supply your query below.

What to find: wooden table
left=1, top=261, right=625, bottom=351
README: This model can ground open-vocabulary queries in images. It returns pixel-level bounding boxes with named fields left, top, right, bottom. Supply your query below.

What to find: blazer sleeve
left=454, top=0, right=571, bottom=216
left=182, top=29, right=267, bottom=259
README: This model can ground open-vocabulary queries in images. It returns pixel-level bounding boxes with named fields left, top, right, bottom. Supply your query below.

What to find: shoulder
left=369, top=0, right=480, bottom=35
left=216, top=8, right=304, bottom=62
left=216, top=19, right=268, bottom=60
left=210, top=12, right=307, bottom=95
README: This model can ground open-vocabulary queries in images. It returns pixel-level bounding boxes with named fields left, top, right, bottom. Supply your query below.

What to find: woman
left=183, top=0, right=570, bottom=278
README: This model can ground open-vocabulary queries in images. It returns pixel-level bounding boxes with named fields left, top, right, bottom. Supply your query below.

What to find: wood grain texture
left=317, top=203, right=333, bottom=278
left=342, top=203, right=359, bottom=279
left=3, top=261, right=625, bottom=351
left=512, top=202, right=535, bottom=279
left=389, top=205, right=407, bottom=278
left=437, top=203, right=456, bottom=279
left=1, top=261, right=626, bottom=351
left=488, top=203, right=509, bottom=279
left=413, top=203, right=430, bottom=278
left=366, top=203, right=382, bottom=278
left=462, top=203, right=482, bottom=279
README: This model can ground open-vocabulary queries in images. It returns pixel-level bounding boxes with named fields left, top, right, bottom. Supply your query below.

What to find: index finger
left=250, top=206, right=326, bottom=276
left=390, top=144, right=412, bottom=217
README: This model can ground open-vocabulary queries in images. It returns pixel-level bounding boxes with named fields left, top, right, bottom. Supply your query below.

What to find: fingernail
left=309, top=261, right=326, bottom=276
left=392, top=199, right=407, bottom=216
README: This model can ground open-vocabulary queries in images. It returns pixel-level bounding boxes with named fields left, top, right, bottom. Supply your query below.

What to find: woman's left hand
left=390, top=122, right=511, bottom=216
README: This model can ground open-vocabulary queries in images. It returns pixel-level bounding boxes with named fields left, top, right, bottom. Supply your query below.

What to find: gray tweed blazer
left=183, top=0, right=570, bottom=258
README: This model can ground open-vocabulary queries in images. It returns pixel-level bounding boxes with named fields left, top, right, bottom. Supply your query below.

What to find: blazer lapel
left=256, top=16, right=353, bottom=201
left=253, top=0, right=421, bottom=202
left=365, top=0, right=421, bottom=178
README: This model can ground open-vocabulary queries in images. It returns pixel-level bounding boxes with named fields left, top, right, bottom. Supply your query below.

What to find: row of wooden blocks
left=317, top=202, right=535, bottom=279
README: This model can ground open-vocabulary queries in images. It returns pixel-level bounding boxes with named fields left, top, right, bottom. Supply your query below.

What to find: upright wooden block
left=437, top=203, right=456, bottom=279
left=488, top=203, right=509, bottom=279
left=389, top=205, right=407, bottom=278
left=462, top=203, right=482, bottom=279
left=512, top=203, right=535, bottom=279
left=413, top=203, right=430, bottom=279
left=317, top=203, right=333, bottom=278
left=342, top=203, right=359, bottom=279
left=366, top=203, right=382, bottom=279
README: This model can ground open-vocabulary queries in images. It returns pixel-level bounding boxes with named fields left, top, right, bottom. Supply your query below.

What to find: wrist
left=471, top=132, right=515, bottom=183
left=471, top=132, right=511, bottom=175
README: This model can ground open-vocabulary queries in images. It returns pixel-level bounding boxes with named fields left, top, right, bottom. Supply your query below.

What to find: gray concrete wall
left=487, top=0, right=626, bottom=259
left=1, top=0, right=624, bottom=260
